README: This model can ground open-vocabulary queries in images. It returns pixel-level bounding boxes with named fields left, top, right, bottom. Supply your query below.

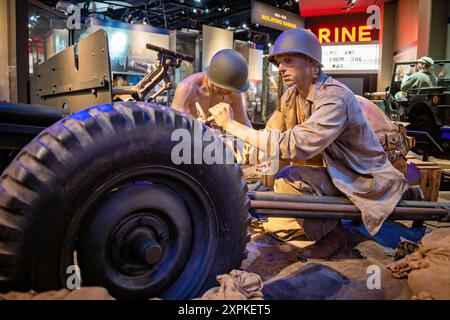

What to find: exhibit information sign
left=322, top=44, right=379, bottom=71
left=251, top=0, right=304, bottom=31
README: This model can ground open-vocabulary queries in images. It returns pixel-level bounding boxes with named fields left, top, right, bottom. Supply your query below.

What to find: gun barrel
left=145, top=43, right=194, bottom=62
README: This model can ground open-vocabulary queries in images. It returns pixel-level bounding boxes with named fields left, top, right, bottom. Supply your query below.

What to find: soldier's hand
left=209, top=103, right=234, bottom=128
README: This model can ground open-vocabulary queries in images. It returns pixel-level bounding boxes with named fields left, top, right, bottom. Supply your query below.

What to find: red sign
left=305, top=13, right=379, bottom=44
left=308, top=26, right=373, bottom=44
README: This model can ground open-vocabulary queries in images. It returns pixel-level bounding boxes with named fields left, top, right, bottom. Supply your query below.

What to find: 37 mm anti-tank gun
left=30, top=30, right=193, bottom=114
left=113, top=43, right=194, bottom=102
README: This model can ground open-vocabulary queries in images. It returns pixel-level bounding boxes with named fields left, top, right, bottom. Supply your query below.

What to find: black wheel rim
left=59, top=166, right=218, bottom=299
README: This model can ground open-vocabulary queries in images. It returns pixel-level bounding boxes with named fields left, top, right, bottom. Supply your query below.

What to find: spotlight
left=343, top=0, right=357, bottom=10
left=106, top=5, right=114, bottom=17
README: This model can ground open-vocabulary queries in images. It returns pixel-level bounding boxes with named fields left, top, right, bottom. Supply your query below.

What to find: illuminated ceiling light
left=242, top=23, right=247, bottom=28
left=268, top=42, right=272, bottom=47
left=193, top=9, right=197, bottom=13
left=205, top=8, right=209, bottom=13
left=110, top=32, right=128, bottom=55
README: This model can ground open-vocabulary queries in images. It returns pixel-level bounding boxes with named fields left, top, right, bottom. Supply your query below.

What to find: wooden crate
left=407, top=159, right=443, bottom=201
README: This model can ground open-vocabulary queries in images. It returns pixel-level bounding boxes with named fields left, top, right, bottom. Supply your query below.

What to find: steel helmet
left=268, top=28, right=323, bottom=67
left=206, top=49, right=249, bottom=92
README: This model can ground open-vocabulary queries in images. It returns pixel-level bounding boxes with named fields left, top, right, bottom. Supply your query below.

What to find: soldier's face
left=211, top=84, right=232, bottom=96
left=276, top=54, right=315, bottom=88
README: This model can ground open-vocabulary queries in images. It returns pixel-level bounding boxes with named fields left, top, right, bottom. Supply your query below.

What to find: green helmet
left=268, top=28, right=323, bottom=67
left=394, top=91, right=408, bottom=102
left=206, top=49, right=249, bottom=92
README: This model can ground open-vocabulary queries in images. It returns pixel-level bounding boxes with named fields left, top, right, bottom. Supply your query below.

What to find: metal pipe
left=248, top=191, right=351, bottom=205
left=250, top=200, right=448, bottom=216
left=248, top=181, right=263, bottom=192
left=252, top=209, right=446, bottom=221
left=247, top=191, right=449, bottom=209
left=253, top=209, right=359, bottom=220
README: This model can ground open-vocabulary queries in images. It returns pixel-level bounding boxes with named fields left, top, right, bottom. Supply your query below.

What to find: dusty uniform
left=264, top=74, right=408, bottom=239
left=401, top=70, right=438, bottom=91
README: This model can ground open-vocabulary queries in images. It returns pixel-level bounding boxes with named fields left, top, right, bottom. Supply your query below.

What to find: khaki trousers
left=266, top=165, right=342, bottom=241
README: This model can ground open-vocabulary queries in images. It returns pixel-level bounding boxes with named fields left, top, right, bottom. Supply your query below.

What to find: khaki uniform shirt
left=265, top=74, right=408, bottom=235
left=401, top=70, right=438, bottom=91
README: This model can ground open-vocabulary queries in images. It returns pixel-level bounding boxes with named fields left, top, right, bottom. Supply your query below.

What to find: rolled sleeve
left=265, top=110, right=285, bottom=131
left=401, top=76, right=414, bottom=91
left=276, top=93, right=348, bottom=161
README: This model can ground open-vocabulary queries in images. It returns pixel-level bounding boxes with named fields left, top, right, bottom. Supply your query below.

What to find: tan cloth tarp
left=197, top=269, right=264, bottom=300
left=0, top=270, right=264, bottom=300
left=0, top=287, right=114, bottom=300
left=387, top=228, right=450, bottom=299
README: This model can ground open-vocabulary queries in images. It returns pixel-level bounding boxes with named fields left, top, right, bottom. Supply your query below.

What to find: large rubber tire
left=0, top=102, right=250, bottom=299
left=408, top=113, right=442, bottom=155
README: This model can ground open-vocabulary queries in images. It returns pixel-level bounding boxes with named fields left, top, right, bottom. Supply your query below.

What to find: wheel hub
left=76, top=183, right=195, bottom=298
left=111, top=214, right=168, bottom=276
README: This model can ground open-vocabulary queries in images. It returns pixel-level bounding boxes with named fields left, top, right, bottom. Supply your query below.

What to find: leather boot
left=297, top=222, right=346, bottom=261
